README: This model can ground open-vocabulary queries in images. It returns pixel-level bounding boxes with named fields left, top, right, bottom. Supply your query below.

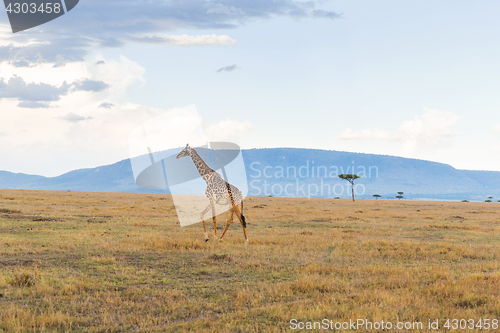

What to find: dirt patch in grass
left=0, top=208, right=21, bottom=214
left=32, top=216, right=62, bottom=222
left=208, top=253, right=231, bottom=262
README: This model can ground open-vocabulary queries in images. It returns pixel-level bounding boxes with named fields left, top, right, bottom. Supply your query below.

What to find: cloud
left=204, top=119, right=256, bottom=142
left=0, top=102, right=168, bottom=176
left=493, top=125, right=500, bottom=133
left=0, top=0, right=339, bottom=67
left=95, top=60, right=105, bottom=65
left=216, top=64, right=238, bottom=73
left=99, top=102, right=114, bottom=109
left=0, top=75, right=69, bottom=102
left=0, top=35, right=91, bottom=67
left=338, top=108, right=462, bottom=157
left=0, top=55, right=155, bottom=176
left=0, top=75, right=108, bottom=108
left=311, top=9, right=342, bottom=19
left=17, top=101, right=51, bottom=109
left=99, top=37, right=125, bottom=48
left=130, top=34, right=237, bottom=46
left=88, top=56, right=145, bottom=98
left=63, top=0, right=339, bottom=32
left=72, top=79, right=109, bottom=92
left=58, top=112, right=92, bottom=123
left=0, top=100, right=254, bottom=176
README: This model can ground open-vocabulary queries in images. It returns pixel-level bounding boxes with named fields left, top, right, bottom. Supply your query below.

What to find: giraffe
left=176, top=144, right=248, bottom=242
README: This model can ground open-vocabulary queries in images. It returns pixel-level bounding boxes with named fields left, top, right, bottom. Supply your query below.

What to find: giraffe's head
left=176, top=144, right=192, bottom=159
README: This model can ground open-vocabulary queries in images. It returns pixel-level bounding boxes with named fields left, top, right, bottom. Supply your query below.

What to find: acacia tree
left=396, top=191, right=404, bottom=200
left=338, top=174, right=360, bottom=202
left=373, top=194, right=381, bottom=200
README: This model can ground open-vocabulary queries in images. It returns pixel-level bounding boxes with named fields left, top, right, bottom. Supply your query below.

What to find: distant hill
left=242, top=149, right=500, bottom=201
left=1, top=148, right=499, bottom=201
left=0, top=159, right=148, bottom=193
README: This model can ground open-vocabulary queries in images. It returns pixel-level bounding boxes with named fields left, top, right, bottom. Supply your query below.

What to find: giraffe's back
left=206, top=174, right=243, bottom=206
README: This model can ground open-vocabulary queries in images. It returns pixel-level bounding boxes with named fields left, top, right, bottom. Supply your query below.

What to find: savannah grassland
left=0, top=189, right=499, bottom=332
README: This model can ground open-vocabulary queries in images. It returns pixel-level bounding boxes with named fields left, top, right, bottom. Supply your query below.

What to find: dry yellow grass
left=0, top=189, right=499, bottom=332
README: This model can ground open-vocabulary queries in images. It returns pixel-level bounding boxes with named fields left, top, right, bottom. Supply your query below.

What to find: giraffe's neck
left=189, top=149, right=214, bottom=180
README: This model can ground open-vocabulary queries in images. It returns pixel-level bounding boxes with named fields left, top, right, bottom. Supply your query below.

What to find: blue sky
left=1, top=0, right=499, bottom=176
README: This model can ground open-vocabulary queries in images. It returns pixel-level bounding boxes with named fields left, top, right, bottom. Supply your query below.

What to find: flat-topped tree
left=338, top=174, right=360, bottom=202
left=373, top=194, right=381, bottom=200
left=396, top=191, right=404, bottom=200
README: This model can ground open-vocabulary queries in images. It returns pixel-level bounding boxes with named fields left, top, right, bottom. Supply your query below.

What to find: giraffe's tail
left=240, top=200, right=246, bottom=228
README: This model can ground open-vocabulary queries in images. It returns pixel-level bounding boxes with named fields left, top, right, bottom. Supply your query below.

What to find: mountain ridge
left=1, top=148, right=499, bottom=201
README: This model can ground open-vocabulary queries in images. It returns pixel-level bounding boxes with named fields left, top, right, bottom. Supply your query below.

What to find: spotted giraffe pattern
left=176, top=144, right=248, bottom=242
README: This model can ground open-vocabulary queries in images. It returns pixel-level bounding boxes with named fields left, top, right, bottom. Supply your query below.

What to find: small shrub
left=456, top=296, right=487, bottom=309
left=9, top=272, right=37, bottom=287
left=8, top=264, right=40, bottom=288
left=208, top=253, right=231, bottom=262
left=0, top=208, right=21, bottom=214
left=197, top=269, right=210, bottom=275
left=252, top=204, right=266, bottom=209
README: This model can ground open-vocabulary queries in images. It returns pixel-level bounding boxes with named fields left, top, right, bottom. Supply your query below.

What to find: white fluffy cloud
left=338, top=108, right=462, bottom=157
left=131, top=34, right=237, bottom=46
left=0, top=75, right=108, bottom=108
left=0, top=98, right=179, bottom=176
left=88, top=56, right=146, bottom=98
left=204, top=119, right=256, bottom=143
left=0, top=55, right=143, bottom=175
left=0, top=55, right=255, bottom=176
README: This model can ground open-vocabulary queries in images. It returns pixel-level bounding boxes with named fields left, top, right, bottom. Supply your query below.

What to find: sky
left=0, top=0, right=500, bottom=177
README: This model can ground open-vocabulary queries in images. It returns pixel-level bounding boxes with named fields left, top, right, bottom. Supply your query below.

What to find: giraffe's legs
left=200, top=204, right=211, bottom=241
left=219, top=210, right=234, bottom=241
left=210, top=202, right=218, bottom=239
left=232, top=204, right=248, bottom=242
